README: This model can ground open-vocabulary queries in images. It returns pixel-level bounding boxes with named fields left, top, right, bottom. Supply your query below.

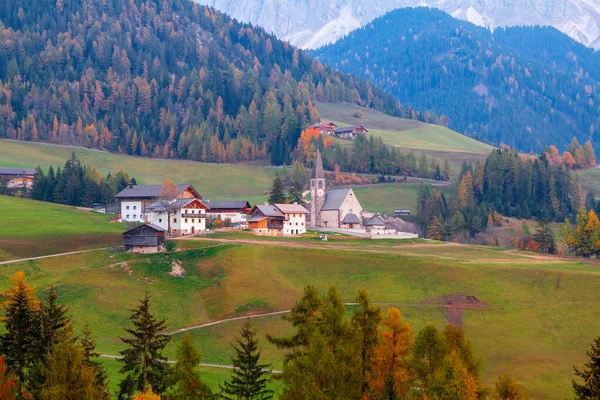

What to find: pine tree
left=267, top=172, right=286, bottom=204
left=169, top=334, right=211, bottom=400
left=0, top=272, right=41, bottom=386
left=119, top=295, right=172, bottom=398
left=573, top=336, right=600, bottom=399
left=220, top=321, right=273, bottom=400
left=81, top=324, right=110, bottom=399
left=532, top=219, right=557, bottom=254
left=351, top=290, right=381, bottom=395
left=39, top=326, right=108, bottom=400
left=287, top=178, right=304, bottom=205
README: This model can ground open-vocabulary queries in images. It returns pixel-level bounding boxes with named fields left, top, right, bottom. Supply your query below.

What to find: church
left=310, top=150, right=364, bottom=229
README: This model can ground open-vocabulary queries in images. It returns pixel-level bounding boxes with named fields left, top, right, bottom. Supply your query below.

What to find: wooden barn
left=0, top=167, right=36, bottom=189
left=247, top=205, right=284, bottom=236
left=123, top=224, right=165, bottom=253
left=309, top=121, right=338, bottom=135
left=333, top=125, right=368, bottom=140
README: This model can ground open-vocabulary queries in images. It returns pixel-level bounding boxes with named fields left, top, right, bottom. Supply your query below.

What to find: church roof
left=342, top=213, right=362, bottom=225
left=366, top=215, right=386, bottom=226
left=311, top=149, right=325, bottom=180
left=322, top=188, right=352, bottom=211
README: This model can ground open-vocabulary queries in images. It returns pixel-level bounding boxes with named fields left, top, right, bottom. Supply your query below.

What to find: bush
left=165, top=241, right=176, bottom=252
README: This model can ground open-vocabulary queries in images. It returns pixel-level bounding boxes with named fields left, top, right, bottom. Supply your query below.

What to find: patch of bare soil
left=109, top=262, right=132, bottom=276
left=422, top=293, right=487, bottom=327
left=169, top=260, right=186, bottom=277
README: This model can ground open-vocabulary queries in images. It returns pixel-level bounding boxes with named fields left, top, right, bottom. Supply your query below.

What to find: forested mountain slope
left=313, top=7, right=600, bottom=154
left=0, top=0, right=406, bottom=165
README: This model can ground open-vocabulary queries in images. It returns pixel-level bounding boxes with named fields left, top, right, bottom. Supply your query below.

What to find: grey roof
left=311, top=149, right=325, bottom=180
left=248, top=215, right=267, bottom=223
left=116, top=184, right=196, bottom=199
left=342, top=213, right=362, bottom=225
left=253, top=205, right=284, bottom=217
left=366, top=215, right=386, bottom=226
left=205, top=200, right=251, bottom=210
left=322, top=188, right=351, bottom=211
left=147, top=198, right=195, bottom=212
left=0, top=167, right=36, bottom=176
left=123, top=223, right=166, bottom=234
left=334, top=125, right=368, bottom=134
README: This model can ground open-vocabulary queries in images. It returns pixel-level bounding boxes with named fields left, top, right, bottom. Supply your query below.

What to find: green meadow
left=578, top=167, right=600, bottom=197
left=0, top=235, right=598, bottom=399
left=0, top=196, right=125, bottom=261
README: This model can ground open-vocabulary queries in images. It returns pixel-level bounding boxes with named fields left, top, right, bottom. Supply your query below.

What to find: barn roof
left=116, top=184, right=199, bottom=199
left=205, top=200, right=251, bottom=210
left=342, top=213, right=362, bottom=225
left=248, top=215, right=267, bottom=223
left=275, top=204, right=309, bottom=214
left=147, top=198, right=208, bottom=212
left=334, top=125, right=368, bottom=134
left=322, top=188, right=352, bottom=211
left=123, top=223, right=166, bottom=234
left=0, top=167, right=36, bottom=176
left=366, top=215, right=386, bottom=226
left=310, top=121, right=337, bottom=129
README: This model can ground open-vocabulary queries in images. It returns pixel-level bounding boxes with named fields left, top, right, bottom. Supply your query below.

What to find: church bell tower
left=310, top=149, right=326, bottom=227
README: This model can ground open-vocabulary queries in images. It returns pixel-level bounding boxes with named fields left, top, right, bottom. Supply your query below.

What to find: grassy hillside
left=0, top=196, right=125, bottom=261
left=316, top=102, right=493, bottom=173
left=1, top=236, right=599, bottom=399
left=579, top=167, right=600, bottom=197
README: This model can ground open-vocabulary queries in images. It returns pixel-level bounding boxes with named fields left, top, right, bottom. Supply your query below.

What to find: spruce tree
left=169, top=334, right=211, bottom=400
left=268, top=172, right=286, bottom=204
left=119, top=295, right=172, bottom=398
left=287, top=178, right=304, bottom=205
left=532, top=219, right=557, bottom=254
left=220, top=321, right=273, bottom=400
left=81, top=324, right=110, bottom=399
left=351, top=290, right=381, bottom=395
left=573, top=336, right=600, bottom=399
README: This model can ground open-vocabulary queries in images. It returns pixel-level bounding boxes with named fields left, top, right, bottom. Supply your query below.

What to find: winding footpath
left=0, top=248, right=109, bottom=265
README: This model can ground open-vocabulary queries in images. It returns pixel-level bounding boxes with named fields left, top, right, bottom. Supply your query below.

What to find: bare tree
left=156, top=178, right=179, bottom=234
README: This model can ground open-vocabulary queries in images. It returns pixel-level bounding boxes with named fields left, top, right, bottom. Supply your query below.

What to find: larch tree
left=427, top=216, right=446, bottom=241
left=220, top=321, right=273, bottom=400
left=369, top=308, right=414, bottom=399
left=494, top=375, right=527, bottom=400
left=573, top=336, right=600, bottom=399
left=119, top=295, right=172, bottom=398
left=412, top=324, right=447, bottom=388
left=169, top=334, right=211, bottom=400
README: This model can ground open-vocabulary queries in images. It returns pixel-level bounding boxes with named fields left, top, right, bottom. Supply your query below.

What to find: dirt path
left=0, top=248, right=110, bottom=266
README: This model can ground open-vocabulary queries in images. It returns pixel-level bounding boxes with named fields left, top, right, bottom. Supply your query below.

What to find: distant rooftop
left=0, top=167, right=36, bottom=176
left=116, top=184, right=198, bottom=199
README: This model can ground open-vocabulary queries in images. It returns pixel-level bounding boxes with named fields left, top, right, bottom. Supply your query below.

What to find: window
left=318, top=181, right=323, bottom=189
left=133, top=206, right=137, bottom=210
left=173, top=218, right=177, bottom=223
left=126, top=215, right=130, bottom=219
left=133, top=215, right=136, bottom=219
left=126, top=206, right=130, bottom=210
left=185, top=219, right=188, bottom=223
left=159, top=219, right=162, bottom=223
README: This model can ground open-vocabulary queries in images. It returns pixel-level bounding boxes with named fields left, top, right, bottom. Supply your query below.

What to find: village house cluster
left=309, top=121, right=368, bottom=140
left=119, top=150, right=417, bottom=253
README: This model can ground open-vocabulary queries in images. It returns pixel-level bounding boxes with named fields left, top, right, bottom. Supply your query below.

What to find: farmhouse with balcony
left=147, top=198, right=209, bottom=235
left=333, top=125, right=368, bottom=140
left=123, top=224, right=166, bottom=253
left=205, top=200, right=252, bottom=225
left=0, top=167, right=36, bottom=189
left=116, top=183, right=201, bottom=223
left=309, top=121, right=338, bottom=135
left=275, top=203, right=309, bottom=235
left=248, top=205, right=285, bottom=236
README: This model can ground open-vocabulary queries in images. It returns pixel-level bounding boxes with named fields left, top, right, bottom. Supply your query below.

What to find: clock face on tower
left=317, top=189, right=324, bottom=197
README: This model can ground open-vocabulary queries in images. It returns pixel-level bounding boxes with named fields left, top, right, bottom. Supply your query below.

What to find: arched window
left=318, top=181, right=323, bottom=189
left=311, top=180, right=315, bottom=187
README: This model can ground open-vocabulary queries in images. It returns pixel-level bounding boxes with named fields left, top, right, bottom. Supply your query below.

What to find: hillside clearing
left=0, top=237, right=598, bottom=399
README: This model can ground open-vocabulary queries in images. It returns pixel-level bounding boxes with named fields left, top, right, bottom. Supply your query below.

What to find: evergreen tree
left=532, top=219, right=557, bottom=254
left=169, top=334, right=211, bottom=400
left=267, top=172, right=286, bottom=204
left=427, top=216, right=446, bottom=241
left=287, top=178, right=304, bottom=205
left=220, top=321, right=273, bottom=400
left=39, top=326, right=108, bottom=400
left=573, top=336, right=600, bottom=399
left=81, top=324, right=110, bottom=399
left=119, top=295, right=172, bottom=398
left=351, top=290, right=381, bottom=395
left=0, top=272, right=40, bottom=387
left=412, top=325, right=447, bottom=388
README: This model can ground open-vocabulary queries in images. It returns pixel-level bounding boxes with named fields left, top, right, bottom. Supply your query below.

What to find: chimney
left=129, top=182, right=134, bottom=189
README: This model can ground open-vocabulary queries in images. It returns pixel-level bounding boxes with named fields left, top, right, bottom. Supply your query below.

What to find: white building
left=115, top=183, right=201, bottom=223
left=147, top=198, right=209, bottom=235
left=275, top=203, right=309, bottom=235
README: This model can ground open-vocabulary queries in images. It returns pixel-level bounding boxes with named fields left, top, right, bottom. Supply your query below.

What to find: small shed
left=365, top=215, right=387, bottom=234
left=123, top=224, right=166, bottom=253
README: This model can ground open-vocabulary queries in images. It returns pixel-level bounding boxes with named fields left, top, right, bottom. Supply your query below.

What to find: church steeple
left=310, top=149, right=326, bottom=227
left=311, top=149, right=325, bottom=180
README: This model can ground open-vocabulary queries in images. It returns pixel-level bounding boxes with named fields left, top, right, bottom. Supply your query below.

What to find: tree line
left=417, top=148, right=583, bottom=244
left=3, top=274, right=600, bottom=399
left=0, top=0, right=415, bottom=167
left=27, top=153, right=134, bottom=207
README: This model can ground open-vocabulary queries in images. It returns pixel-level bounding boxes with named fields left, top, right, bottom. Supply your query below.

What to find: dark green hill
left=0, top=0, right=407, bottom=165
left=313, top=7, right=600, bottom=154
